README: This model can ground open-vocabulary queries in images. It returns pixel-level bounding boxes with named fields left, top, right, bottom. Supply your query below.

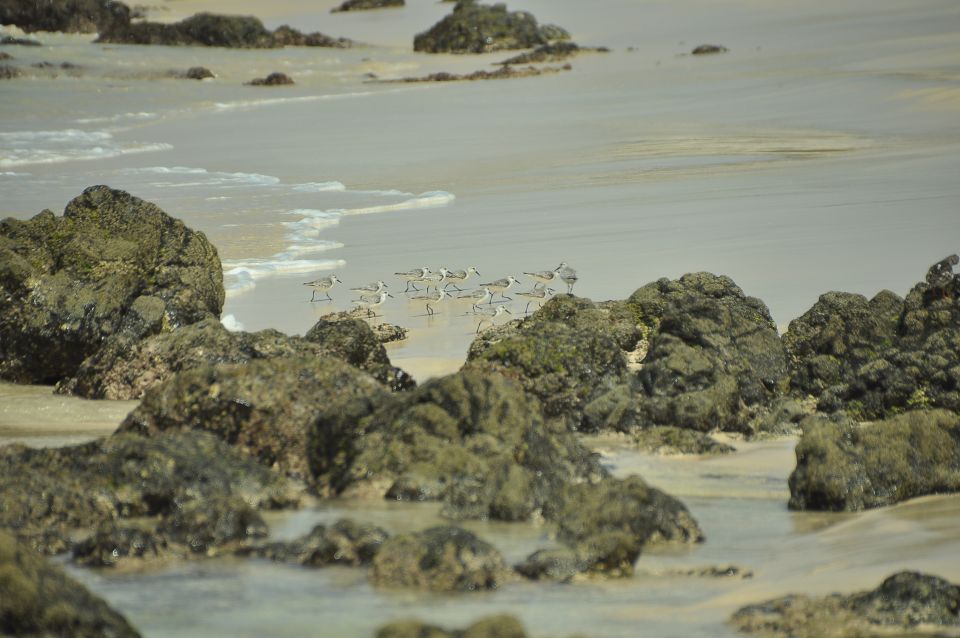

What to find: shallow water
left=3, top=0, right=960, bottom=634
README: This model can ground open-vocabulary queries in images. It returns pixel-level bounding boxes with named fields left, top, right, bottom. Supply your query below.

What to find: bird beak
left=504, top=308, right=512, bottom=314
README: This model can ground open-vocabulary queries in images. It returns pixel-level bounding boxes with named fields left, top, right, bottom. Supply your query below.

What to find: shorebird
left=395, top=267, right=431, bottom=292
left=411, top=287, right=450, bottom=316
left=350, top=280, right=388, bottom=296
left=458, top=287, right=494, bottom=312
left=419, top=267, right=450, bottom=292
left=480, top=275, right=520, bottom=301
left=304, top=274, right=342, bottom=302
left=476, top=305, right=511, bottom=333
left=444, top=266, right=481, bottom=291
left=555, top=262, right=578, bottom=294
left=523, top=268, right=558, bottom=289
left=354, top=290, right=392, bottom=317
left=516, top=287, right=555, bottom=314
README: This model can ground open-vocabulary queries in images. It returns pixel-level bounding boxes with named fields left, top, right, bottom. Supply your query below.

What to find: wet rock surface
left=414, top=0, right=570, bottom=54
left=0, top=431, right=300, bottom=556
left=387, top=64, right=570, bottom=83
left=246, top=71, right=295, bottom=86
left=0, top=0, right=131, bottom=34
left=0, top=530, right=141, bottom=637
left=496, top=42, right=608, bottom=65
left=119, top=355, right=390, bottom=481
left=731, top=571, right=960, bottom=637
left=305, top=314, right=415, bottom=390
left=0, top=35, right=42, bottom=46
left=691, top=44, right=728, bottom=55
left=332, top=0, right=403, bottom=12
left=370, top=526, right=510, bottom=591
left=376, top=614, right=528, bottom=638
left=0, top=186, right=224, bottom=386
left=246, top=518, right=389, bottom=567
left=631, top=426, right=735, bottom=455
left=788, top=409, right=960, bottom=511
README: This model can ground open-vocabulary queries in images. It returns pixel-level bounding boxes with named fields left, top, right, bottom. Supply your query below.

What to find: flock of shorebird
left=303, top=263, right=579, bottom=332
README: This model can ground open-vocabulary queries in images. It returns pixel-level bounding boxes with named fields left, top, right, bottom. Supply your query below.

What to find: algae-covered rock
left=342, top=369, right=604, bottom=520
left=465, top=295, right=637, bottom=430
left=246, top=71, right=294, bottom=86
left=0, top=0, right=131, bottom=33
left=71, top=523, right=168, bottom=568
left=788, top=409, right=960, bottom=511
left=0, top=530, right=141, bottom=637
left=305, top=314, right=415, bottom=391
left=376, top=615, right=527, bottom=638
left=0, top=186, right=223, bottom=385
left=515, top=532, right=640, bottom=580
left=731, top=571, right=960, bottom=637
left=247, top=518, right=389, bottom=567
left=120, top=355, right=390, bottom=480
left=629, top=273, right=789, bottom=433
left=414, top=1, right=570, bottom=54
left=631, top=426, right=735, bottom=455
left=332, top=0, right=403, bottom=12
left=0, top=431, right=298, bottom=555
left=496, top=42, right=608, bottom=65
left=370, top=526, right=510, bottom=591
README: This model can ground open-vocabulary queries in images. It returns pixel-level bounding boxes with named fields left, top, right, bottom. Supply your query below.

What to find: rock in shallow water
left=376, top=615, right=527, bottom=638
left=414, top=0, right=570, bottom=54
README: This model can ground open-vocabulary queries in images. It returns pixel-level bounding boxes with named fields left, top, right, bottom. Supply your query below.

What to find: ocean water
left=3, top=0, right=960, bottom=634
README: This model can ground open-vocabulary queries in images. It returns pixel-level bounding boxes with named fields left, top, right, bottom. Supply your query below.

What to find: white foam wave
left=0, top=171, right=30, bottom=177
left=121, top=166, right=280, bottom=187
left=338, top=191, right=456, bottom=216
left=0, top=129, right=172, bottom=168
left=75, top=112, right=157, bottom=125
left=211, top=90, right=382, bottom=113
left=222, top=258, right=346, bottom=297
left=283, top=209, right=343, bottom=238
left=291, top=181, right=346, bottom=193
left=220, top=314, right=245, bottom=332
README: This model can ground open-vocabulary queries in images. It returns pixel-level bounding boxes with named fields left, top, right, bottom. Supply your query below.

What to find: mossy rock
left=246, top=518, right=389, bottom=567
left=375, top=615, right=527, bottom=638
left=332, top=0, right=403, bottom=12
left=0, top=0, right=131, bottom=33
left=632, top=426, right=735, bottom=455
left=414, top=0, right=570, bottom=54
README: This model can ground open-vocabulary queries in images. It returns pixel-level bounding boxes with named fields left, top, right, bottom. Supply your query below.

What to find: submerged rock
left=0, top=35, right=42, bottom=46
left=387, top=64, right=571, bottom=83
left=0, top=0, right=130, bottom=34
left=180, top=66, right=214, bottom=80
left=0, top=64, right=20, bottom=79
left=158, top=495, right=268, bottom=555
left=247, top=518, right=389, bottom=567
left=71, top=523, right=168, bottom=568
left=691, top=44, right=728, bottom=55
left=731, top=571, right=960, bottom=637
left=496, top=42, right=608, bottom=65
left=414, top=1, right=570, bottom=54
left=376, top=615, right=527, bottom=638
left=0, top=186, right=223, bottom=385
left=332, top=0, right=403, bottom=12
left=119, top=355, right=390, bottom=481
left=0, top=431, right=299, bottom=555
left=246, top=71, right=294, bottom=86
left=0, top=530, right=141, bottom=637
left=370, top=526, right=510, bottom=591
left=631, top=426, right=735, bottom=455
left=788, top=409, right=960, bottom=511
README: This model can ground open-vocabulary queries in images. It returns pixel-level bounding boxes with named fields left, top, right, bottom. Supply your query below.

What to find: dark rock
left=305, top=314, right=415, bottom=391
left=0, top=530, right=141, bottom=637
left=0, top=35, right=42, bottom=45
left=342, top=368, right=604, bottom=520
left=731, top=571, right=960, bottom=637
left=370, top=526, right=510, bottom=591
left=0, top=0, right=130, bottom=33
left=270, top=25, right=354, bottom=48
left=119, top=355, right=390, bottom=481
left=0, top=64, right=20, bottom=79
left=182, top=66, right=214, bottom=79
left=331, top=0, right=404, bottom=12
left=496, top=41, right=608, bottom=65
left=71, top=523, right=167, bottom=567
left=31, top=61, right=55, bottom=68
left=246, top=71, right=294, bottom=86
left=387, top=64, right=571, bottom=83
left=0, top=186, right=224, bottom=385
left=464, top=295, right=638, bottom=431
left=246, top=518, right=389, bottom=567
left=158, top=495, right=267, bottom=555
left=691, top=44, right=728, bottom=55
left=516, top=532, right=641, bottom=580
left=631, top=426, right=735, bottom=455
left=750, top=397, right=813, bottom=437
left=0, top=430, right=299, bottom=555
left=376, top=615, right=527, bottom=638
left=630, top=273, right=789, bottom=433
left=414, top=1, right=571, bottom=54
left=0, top=52, right=12, bottom=59
left=787, top=409, right=960, bottom=511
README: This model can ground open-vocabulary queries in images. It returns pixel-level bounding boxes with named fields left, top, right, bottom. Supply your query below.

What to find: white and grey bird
left=480, top=275, right=520, bottom=300
left=354, top=290, right=392, bottom=317
left=304, top=274, right=342, bottom=302
left=395, top=267, right=431, bottom=292
left=411, top=287, right=450, bottom=316
left=476, top=305, right=512, bottom=333
left=444, top=266, right=481, bottom=291
left=516, top=286, right=555, bottom=314
left=419, top=267, right=450, bottom=292
left=350, top=280, right=388, bottom=296
left=555, top=262, right=578, bottom=294
left=523, top=268, right=558, bottom=289
left=458, top=287, right=494, bottom=312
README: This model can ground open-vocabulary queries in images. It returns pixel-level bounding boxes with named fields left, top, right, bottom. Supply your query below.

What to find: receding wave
left=337, top=191, right=456, bottom=216
left=75, top=112, right=157, bottom=125
left=211, top=90, right=383, bottom=113
left=0, top=129, right=172, bottom=168
left=291, top=181, right=347, bottom=193
left=222, top=257, right=346, bottom=297
left=119, top=166, right=280, bottom=188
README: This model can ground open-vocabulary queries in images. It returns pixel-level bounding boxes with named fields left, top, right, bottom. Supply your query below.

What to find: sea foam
left=0, top=129, right=172, bottom=168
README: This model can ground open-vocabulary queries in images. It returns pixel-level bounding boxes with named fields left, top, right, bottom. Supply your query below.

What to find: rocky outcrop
left=731, top=571, right=960, bottom=637
left=0, top=186, right=223, bottom=385
left=246, top=518, right=389, bottom=567
left=305, top=314, right=415, bottom=391
left=413, top=1, right=570, bottom=54
left=630, top=273, right=789, bottom=433
left=496, top=42, right=608, bottom=65
left=787, top=409, right=960, bottom=511
left=97, top=13, right=354, bottom=49
left=339, top=368, right=605, bottom=519
left=119, top=355, right=390, bottom=481
left=332, top=0, right=403, bottom=12
left=370, top=526, right=510, bottom=591
left=376, top=615, right=527, bottom=638
left=0, top=431, right=300, bottom=556
left=786, top=256, right=960, bottom=419
left=0, top=530, right=141, bottom=637
left=0, top=0, right=131, bottom=34
left=246, top=71, right=294, bottom=86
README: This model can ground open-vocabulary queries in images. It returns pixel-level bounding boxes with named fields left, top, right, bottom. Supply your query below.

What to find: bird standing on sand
left=516, top=287, right=555, bottom=314
left=476, top=305, right=511, bottom=333
left=458, top=287, right=494, bottom=312
left=411, top=287, right=450, bottom=316
left=480, top=275, right=520, bottom=301
left=524, top=268, right=558, bottom=289
left=304, top=274, right=342, bottom=302
left=351, top=280, right=388, bottom=296
left=420, top=267, right=450, bottom=292
left=444, top=266, right=481, bottom=291
left=395, top=267, right=431, bottom=292
left=354, top=290, right=392, bottom=317
left=555, top=262, right=578, bottom=294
